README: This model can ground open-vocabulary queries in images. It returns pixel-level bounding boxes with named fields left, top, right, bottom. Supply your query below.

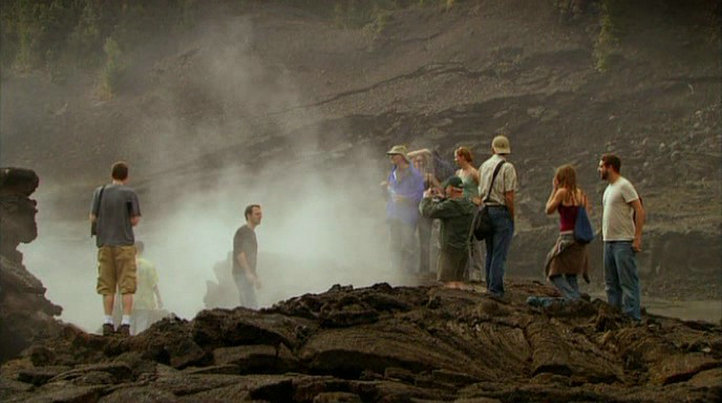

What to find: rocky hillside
left=0, top=0, right=720, bottom=298
left=1, top=282, right=721, bottom=402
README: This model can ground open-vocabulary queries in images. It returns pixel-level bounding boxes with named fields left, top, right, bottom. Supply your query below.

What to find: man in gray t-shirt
left=91, top=185, right=141, bottom=248
left=598, top=154, right=645, bottom=321
left=232, top=204, right=262, bottom=309
left=90, top=161, right=141, bottom=336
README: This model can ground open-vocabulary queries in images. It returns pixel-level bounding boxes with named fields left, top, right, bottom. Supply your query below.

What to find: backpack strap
left=482, top=161, right=506, bottom=205
left=93, top=185, right=106, bottom=216
left=467, top=160, right=506, bottom=249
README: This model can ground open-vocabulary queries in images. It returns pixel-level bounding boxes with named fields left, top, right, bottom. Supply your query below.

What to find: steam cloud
left=17, top=15, right=406, bottom=331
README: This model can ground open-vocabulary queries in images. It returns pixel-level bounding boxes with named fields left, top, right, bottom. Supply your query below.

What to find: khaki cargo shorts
left=96, top=245, right=137, bottom=295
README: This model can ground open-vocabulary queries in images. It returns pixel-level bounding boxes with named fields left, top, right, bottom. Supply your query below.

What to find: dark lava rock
left=99, top=386, right=179, bottom=402
left=212, top=344, right=299, bottom=374
left=17, top=365, right=72, bottom=386
left=1, top=281, right=721, bottom=401
left=0, top=167, right=64, bottom=363
left=0, top=167, right=39, bottom=261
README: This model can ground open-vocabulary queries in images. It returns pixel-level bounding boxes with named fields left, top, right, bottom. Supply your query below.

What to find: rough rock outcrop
left=1, top=282, right=720, bottom=402
left=0, top=167, right=63, bottom=362
left=0, top=167, right=39, bottom=262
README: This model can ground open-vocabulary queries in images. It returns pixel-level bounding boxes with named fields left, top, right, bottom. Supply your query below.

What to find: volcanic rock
left=1, top=281, right=720, bottom=402
left=0, top=167, right=64, bottom=363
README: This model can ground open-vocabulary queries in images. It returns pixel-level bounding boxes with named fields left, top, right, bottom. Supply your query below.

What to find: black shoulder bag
left=470, top=161, right=505, bottom=241
left=90, top=185, right=105, bottom=237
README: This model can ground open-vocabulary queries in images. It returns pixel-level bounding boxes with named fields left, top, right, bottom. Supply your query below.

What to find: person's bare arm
left=130, top=216, right=141, bottom=226
left=89, top=213, right=96, bottom=222
left=630, top=199, right=645, bottom=252
left=504, top=191, right=515, bottom=221
left=427, top=174, right=441, bottom=189
left=407, top=149, right=432, bottom=159
left=545, top=188, right=566, bottom=215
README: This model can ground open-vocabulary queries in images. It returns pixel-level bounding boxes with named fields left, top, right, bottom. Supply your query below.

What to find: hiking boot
left=117, top=324, right=131, bottom=337
left=487, top=293, right=509, bottom=304
left=102, top=323, right=114, bottom=336
left=526, top=296, right=543, bottom=307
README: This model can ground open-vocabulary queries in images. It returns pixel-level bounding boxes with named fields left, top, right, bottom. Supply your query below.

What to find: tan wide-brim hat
left=386, top=145, right=409, bottom=161
left=492, top=135, right=511, bottom=154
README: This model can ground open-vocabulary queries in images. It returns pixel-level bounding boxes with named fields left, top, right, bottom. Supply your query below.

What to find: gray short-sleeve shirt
left=90, top=184, right=141, bottom=247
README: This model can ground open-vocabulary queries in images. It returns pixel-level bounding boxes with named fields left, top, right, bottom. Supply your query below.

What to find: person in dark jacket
left=419, top=176, right=476, bottom=289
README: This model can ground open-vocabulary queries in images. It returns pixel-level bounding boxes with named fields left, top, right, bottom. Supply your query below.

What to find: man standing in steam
left=233, top=204, right=262, bottom=309
left=383, top=145, right=424, bottom=275
left=132, top=240, right=163, bottom=335
left=90, top=161, right=141, bottom=336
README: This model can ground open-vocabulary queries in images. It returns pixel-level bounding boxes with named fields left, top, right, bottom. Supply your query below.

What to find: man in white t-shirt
left=599, top=154, right=645, bottom=320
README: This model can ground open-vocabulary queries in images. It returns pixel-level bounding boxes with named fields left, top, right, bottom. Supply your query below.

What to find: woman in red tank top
left=527, top=164, right=591, bottom=307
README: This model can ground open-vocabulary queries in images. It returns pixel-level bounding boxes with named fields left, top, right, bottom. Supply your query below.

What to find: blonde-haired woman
left=454, top=146, right=483, bottom=281
left=528, top=164, right=590, bottom=307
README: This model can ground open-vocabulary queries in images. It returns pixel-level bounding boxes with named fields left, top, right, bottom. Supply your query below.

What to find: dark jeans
left=232, top=271, right=258, bottom=309
left=551, top=274, right=581, bottom=299
left=526, top=275, right=581, bottom=308
left=484, top=206, right=514, bottom=296
left=388, top=219, right=417, bottom=274
left=604, top=241, right=641, bottom=320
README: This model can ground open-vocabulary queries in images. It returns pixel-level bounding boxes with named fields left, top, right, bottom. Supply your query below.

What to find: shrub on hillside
left=98, top=37, right=124, bottom=99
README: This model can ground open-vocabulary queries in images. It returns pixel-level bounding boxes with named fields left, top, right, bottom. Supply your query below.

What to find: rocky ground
left=0, top=168, right=63, bottom=362
left=1, top=167, right=720, bottom=401
left=1, top=281, right=721, bottom=402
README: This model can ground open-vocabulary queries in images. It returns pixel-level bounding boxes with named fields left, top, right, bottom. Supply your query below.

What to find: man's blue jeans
left=551, top=274, right=581, bottom=300
left=604, top=241, right=641, bottom=320
left=526, top=275, right=581, bottom=308
left=484, top=206, right=514, bottom=296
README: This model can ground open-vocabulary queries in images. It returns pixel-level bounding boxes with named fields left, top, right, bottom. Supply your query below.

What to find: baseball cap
left=492, top=135, right=511, bottom=154
left=442, top=176, right=464, bottom=189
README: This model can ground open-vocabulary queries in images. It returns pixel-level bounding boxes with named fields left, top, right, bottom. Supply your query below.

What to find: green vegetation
left=593, top=0, right=626, bottom=72
left=98, top=37, right=123, bottom=99
left=1, top=0, right=197, bottom=94
left=1, top=0, right=463, bottom=77
left=590, top=0, right=720, bottom=72
left=2, top=0, right=717, bottom=83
